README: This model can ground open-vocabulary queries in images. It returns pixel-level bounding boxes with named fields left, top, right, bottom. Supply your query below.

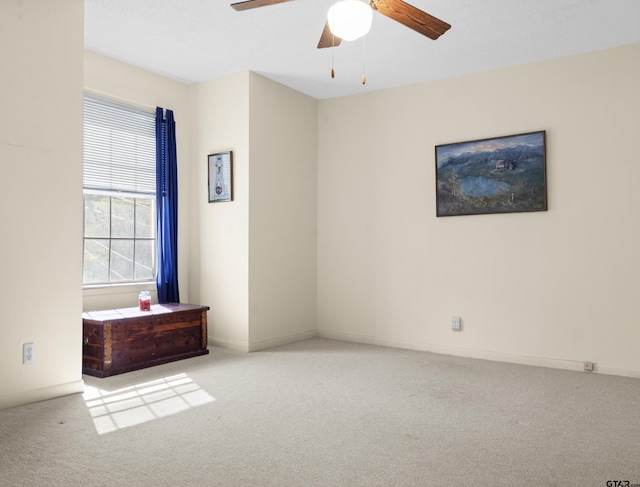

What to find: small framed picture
left=208, top=151, right=233, bottom=203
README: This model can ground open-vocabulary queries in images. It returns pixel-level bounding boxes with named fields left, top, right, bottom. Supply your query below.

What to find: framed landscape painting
left=435, top=131, right=547, bottom=217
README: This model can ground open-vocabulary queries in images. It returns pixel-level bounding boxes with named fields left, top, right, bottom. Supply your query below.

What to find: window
left=83, top=93, right=156, bottom=285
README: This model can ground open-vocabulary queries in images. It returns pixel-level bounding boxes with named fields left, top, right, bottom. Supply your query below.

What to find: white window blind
left=83, top=92, right=156, bottom=195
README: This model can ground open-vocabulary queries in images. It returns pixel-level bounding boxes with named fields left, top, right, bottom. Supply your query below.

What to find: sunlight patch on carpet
left=83, top=373, right=215, bottom=434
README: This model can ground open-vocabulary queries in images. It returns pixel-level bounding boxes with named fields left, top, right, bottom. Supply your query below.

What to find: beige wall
left=189, top=73, right=251, bottom=350
left=82, top=51, right=190, bottom=311
left=0, top=0, right=84, bottom=409
left=317, top=43, right=640, bottom=377
left=189, top=73, right=318, bottom=351
left=2, top=12, right=637, bottom=410
left=81, top=61, right=320, bottom=354
left=248, top=73, right=318, bottom=350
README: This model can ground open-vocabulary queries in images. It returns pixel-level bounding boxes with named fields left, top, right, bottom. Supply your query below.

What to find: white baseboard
left=209, top=330, right=318, bottom=353
left=208, top=337, right=250, bottom=352
left=248, top=330, right=318, bottom=352
left=317, top=330, right=640, bottom=379
left=0, top=380, right=85, bottom=411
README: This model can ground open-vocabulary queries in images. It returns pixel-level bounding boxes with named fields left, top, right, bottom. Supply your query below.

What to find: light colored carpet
left=1, top=338, right=639, bottom=486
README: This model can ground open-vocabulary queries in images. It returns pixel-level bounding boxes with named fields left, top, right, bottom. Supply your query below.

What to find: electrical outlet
left=451, top=316, right=461, bottom=332
left=23, top=342, right=35, bottom=365
left=583, top=361, right=594, bottom=372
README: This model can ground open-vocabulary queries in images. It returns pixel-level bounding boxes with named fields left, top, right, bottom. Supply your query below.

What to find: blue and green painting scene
left=435, top=131, right=547, bottom=217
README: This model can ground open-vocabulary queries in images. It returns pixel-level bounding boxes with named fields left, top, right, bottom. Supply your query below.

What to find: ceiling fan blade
left=317, top=21, right=342, bottom=49
left=372, top=0, right=451, bottom=40
left=231, top=0, right=293, bottom=11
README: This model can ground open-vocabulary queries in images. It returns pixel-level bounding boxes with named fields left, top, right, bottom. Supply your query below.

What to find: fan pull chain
left=331, top=38, right=335, bottom=78
left=361, top=36, right=366, bottom=85
left=331, top=9, right=336, bottom=79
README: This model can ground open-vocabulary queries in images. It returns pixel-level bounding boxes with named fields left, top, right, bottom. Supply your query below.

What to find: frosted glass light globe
left=327, top=0, right=373, bottom=42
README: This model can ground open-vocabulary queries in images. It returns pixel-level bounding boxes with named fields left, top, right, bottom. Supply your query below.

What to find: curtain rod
left=84, top=88, right=158, bottom=111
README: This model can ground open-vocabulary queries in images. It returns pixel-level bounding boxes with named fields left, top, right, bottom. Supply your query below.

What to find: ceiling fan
left=230, top=0, right=451, bottom=48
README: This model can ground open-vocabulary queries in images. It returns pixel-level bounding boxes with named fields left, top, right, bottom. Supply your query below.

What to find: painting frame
left=208, top=151, right=233, bottom=203
left=435, top=131, right=547, bottom=217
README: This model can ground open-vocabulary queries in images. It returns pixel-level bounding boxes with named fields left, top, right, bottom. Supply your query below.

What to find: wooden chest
left=82, top=303, right=209, bottom=378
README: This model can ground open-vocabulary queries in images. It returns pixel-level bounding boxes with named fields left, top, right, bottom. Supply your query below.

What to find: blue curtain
left=155, top=107, right=180, bottom=303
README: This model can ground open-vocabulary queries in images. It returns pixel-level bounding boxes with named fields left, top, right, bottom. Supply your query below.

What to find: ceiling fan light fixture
left=327, top=0, right=373, bottom=42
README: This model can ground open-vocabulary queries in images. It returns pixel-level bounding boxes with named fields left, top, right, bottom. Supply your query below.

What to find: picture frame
left=435, top=131, right=547, bottom=217
left=208, top=151, right=233, bottom=203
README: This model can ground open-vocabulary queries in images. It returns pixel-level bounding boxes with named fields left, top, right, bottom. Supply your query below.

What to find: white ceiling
left=84, top=0, right=640, bottom=100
